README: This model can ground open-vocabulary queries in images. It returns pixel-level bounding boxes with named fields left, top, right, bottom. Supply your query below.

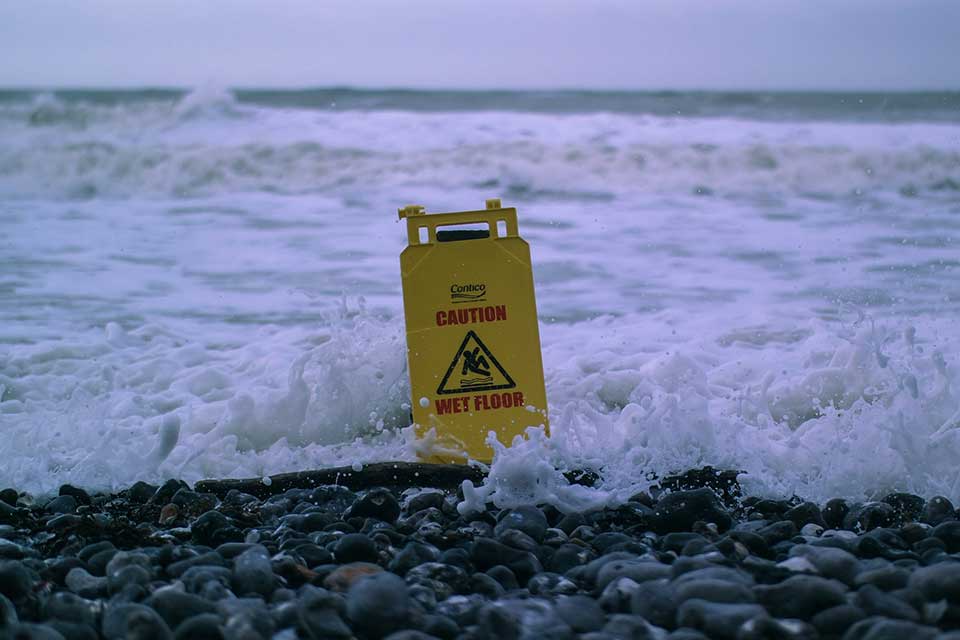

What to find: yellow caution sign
left=399, top=199, right=549, bottom=463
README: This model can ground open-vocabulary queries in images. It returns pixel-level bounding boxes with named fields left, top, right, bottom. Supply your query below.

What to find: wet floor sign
left=399, top=199, right=548, bottom=463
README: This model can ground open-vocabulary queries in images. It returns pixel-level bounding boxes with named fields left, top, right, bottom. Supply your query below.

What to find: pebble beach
left=3, top=468, right=960, bottom=639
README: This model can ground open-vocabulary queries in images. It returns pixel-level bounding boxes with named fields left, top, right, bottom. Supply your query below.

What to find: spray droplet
left=261, top=476, right=272, bottom=486
left=352, top=461, right=363, bottom=472
left=419, top=397, right=430, bottom=408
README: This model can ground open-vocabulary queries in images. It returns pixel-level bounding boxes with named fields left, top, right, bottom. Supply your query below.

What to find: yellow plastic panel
left=399, top=200, right=549, bottom=463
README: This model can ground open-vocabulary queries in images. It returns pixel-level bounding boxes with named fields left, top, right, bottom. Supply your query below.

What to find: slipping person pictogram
left=437, top=330, right=515, bottom=394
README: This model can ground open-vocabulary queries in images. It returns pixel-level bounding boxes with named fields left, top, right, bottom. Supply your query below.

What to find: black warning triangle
left=437, top=330, right=516, bottom=395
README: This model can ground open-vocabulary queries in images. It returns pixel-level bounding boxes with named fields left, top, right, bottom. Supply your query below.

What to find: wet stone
left=494, top=506, right=548, bottom=543
left=843, top=502, right=896, bottom=532
left=652, top=489, right=733, bottom=534
left=347, top=572, right=411, bottom=639
left=931, top=520, right=960, bottom=553
left=0, top=561, right=33, bottom=600
left=333, top=532, right=378, bottom=564
left=754, top=574, right=848, bottom=619
left=145, top=587, right=217, bottom=629
left=676, top=599, right=768, bottom=640
left=921, top=496, right=955, bottom=526
left=823, top=498, right=849, bottom=530
left=232, top=545, right=276, bottom=597
left=126, top=481, right=158, bottom=504
left=346, top=488, right=401, bottom=524
left=172, top=613, right=223, bottom=640
left=44, top=496, right=77, bottom=515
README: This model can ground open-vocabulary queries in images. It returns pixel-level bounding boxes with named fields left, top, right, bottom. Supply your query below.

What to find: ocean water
left=1, top=87, right=959, bottom=509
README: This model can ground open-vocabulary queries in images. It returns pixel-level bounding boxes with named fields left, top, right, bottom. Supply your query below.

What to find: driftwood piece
left=195, top=462, right=487, bottom=499
left=195, top=461, right=741, bottom=503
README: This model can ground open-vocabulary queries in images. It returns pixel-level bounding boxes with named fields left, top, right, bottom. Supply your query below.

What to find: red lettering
left=436, top=305, right=509, bottom=327
left=435, top=398, right=453, bottom=415
left=513, top=392, right=524, bottom=407
left=490, top=393, right=501, bottom=409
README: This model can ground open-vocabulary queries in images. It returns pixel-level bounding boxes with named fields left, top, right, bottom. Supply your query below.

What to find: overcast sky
left=2, top=0, right=958, bottom=90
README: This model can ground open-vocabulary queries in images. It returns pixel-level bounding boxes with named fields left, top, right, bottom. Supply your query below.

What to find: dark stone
left=494, top=506, right=549, bottom=543
left=48, top=621, right=98, bottom=640
left=754, top=575, right=848, bottom=618
left=908, top=560, right=960, bottom=603
left=723, top=531, right=769, bottom=558
left=150, top=478, right=189, bottom=505
left=931, top=520, right=960, bottom=553
left=756, top=520, right=797, bottom=546
left=595, top=560, right=671, bottom=592
left=77, top=541, right=113, bottom=563
left=86, top=549, right=118, bottom=577
left=603, top=614, right=661, bottom=639
left=784, top=502, right=826, bottom=529
left=811, top=604, right=866, bottom=637
left=855, top=565, right=909, bottom=591
left=556, top=513, right=587, bottom=535
left=737, top=616, right=817, bottom=640
left=899, top=522, right=929, bottom=544
left=297, top=587, right=352, bottom=640
left=45, top=495, right=77, bottom=514
left=347, top=572, right=411, bottom=639
left=469, top=572, right=505, bottom=599
left=166, top=552, right=225, bottom=578
left=4, top=623, right=70, bottom=639
left=65, top=568, right=107, bottom=598
left=346, top=488, right=401, bottom=524
left=102, top=603, right=172, bottom=640
left=0, top=489, right=17, bottom=506
left=652, top=489, right=733, bottom=534
left=881, top=493, right=925, bottom=523
left=854, top=584, right=919, bottom=622
left=173, top=614, right=223, bottom=640
left=789, top=544, right=860, bottom=585
left=190, top=510, right=231, bottom=546
left=171, top=489, right=218, bottom=513
left=232, top=545, right=276, bottom=597
left=58, top=484, right=92, bottom=506
left=334, top=533, right=378, bottom=564
left=127, top=481, right=158, bottom=503
left=841, top=618, right=939, bottom=640
left=497, top=528, right=539, bottom=553
left=843, top=502, right=895, bottom=532
left=485, top=565, right=519, bottom=591
left=661, top=532, right=706, bottom=554
left=295, top=544, right=335, bottom=569
left=47, top=514, right=82, bottom=532
left=407, top=562, right=470, bottom=594
left=438, top=548, right=471, bottom=571
left=389, top=541, right=440, bottom=576
left=674, top=579, right=755, bottom=604
left=421, top=614, right=458, bottom=640
left=920, top=495, right=955, bottom=526
left=550, top=543, right=596, bottom=574
left=823, top=498, right=849, bottom=529
left=145, top=588, right=217, bottom=629
left=630, top=579, right=677, bottom=629
left=0, top=561, right=33, bottom=600
left=675, top=599, right=767, bottom=640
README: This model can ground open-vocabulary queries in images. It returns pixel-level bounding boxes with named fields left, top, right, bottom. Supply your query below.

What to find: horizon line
left=1, top=84, right=959, bottom=94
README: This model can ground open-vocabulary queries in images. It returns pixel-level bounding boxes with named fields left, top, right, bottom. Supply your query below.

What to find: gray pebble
left=347, top=572, right=411, bottom=638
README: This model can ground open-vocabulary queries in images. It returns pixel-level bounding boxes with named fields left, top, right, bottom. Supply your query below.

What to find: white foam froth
left=1, top=89, right=958, bottom=506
